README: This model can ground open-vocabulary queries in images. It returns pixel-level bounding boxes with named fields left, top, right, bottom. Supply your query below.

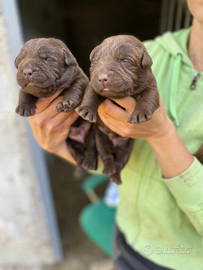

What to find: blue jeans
left=113, top=226, right=174, bottom=270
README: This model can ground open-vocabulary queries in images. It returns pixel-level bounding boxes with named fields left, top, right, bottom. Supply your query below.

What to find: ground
left=42, top=153, right=113, bottom=270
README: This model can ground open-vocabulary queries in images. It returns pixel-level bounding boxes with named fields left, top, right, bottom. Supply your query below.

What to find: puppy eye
left=44, top=57, right=52, bottom=61
left=40, top=55, right=53, bottom=61
left=121, top=59, right=129, bottom=63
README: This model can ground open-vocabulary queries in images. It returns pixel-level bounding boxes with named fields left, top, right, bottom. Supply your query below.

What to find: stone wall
left=0, top=0, right=56, bottom=265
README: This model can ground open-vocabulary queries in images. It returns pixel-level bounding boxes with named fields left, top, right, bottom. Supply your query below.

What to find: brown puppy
left=15, top=38, right=97, bottom=171
left=77, top=35, right=159, bottom=123
left=76, top=35, right=160, bottom=184
left=15, top=38, right=88, bottom=116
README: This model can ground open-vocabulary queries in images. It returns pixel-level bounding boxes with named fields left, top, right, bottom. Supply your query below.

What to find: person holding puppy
left=28, top=0, right=203, bottom=269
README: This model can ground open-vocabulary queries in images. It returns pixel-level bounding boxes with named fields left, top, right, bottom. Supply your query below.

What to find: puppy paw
left=15, top=104, right=36, bottom=117
left=103, top=160, right=117, bottom=176
left=75, top=106, right=97, bottom=122
left=127, top=111, right=152, bottom=124
left=55, top=100, right=75, bottom=112
left=110, top=173, right=122, bottom=185
left=82, top=155, right=97, bottom=171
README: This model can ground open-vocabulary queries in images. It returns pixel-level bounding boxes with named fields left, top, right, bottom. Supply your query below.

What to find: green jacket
left=116, top=28, right=203, bottom=270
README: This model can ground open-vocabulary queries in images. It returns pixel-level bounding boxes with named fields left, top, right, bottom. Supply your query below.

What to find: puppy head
left=89, top=35, right=153, bottom=99
left=15, top=38, right=77, bottom=97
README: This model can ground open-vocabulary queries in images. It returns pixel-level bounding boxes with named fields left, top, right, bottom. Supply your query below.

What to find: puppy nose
left=23, top=68, right=33, bottom=78
left=98, top=74, right=108, bottom=84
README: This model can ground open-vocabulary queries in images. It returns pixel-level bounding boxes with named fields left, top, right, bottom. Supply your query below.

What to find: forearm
left=98, top=97, right=203, bottom=235
left=147, top=120, right=203, bottom=236
left=147, top=119, right=194, bottom=178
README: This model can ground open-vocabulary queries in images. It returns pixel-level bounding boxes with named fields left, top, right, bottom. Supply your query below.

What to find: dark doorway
left=17, top=0, right=161, bottom=75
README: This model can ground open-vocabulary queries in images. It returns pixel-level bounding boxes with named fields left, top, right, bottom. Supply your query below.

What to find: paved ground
left=42, top=153, right=113, bottom=270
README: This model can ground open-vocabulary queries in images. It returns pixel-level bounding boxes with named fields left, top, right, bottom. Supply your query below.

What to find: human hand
left=98, top=97, right=173, bottom=143
left=28, top=89, right=79, bottom=156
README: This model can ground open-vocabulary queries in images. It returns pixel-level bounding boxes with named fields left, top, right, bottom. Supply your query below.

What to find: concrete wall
left=0, top=0, right=60, bottom=265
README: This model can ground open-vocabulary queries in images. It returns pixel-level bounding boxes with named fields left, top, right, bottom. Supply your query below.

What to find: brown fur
left=15, top=38, right=88, bottom=116
left=76, top=35, right=160, bottom=184
left=76, top=35, right=160, bottom=124
left=15, top=38, right=97, bottom=171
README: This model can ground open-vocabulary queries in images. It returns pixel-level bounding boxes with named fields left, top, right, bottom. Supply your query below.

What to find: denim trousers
left=113, top=226, right=174, bottom=270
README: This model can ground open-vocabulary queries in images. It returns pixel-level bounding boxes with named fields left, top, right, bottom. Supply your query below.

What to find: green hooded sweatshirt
left=116, top=28, right=203, bottom=270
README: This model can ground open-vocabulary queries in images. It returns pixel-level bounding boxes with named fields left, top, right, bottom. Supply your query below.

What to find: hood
left=155, top=27, right=192, bottom=67
left=154, top=28, right=194, bottom=127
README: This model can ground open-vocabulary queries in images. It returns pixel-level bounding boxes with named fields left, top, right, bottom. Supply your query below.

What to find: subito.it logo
left=142, top=243, right=154, bottom=256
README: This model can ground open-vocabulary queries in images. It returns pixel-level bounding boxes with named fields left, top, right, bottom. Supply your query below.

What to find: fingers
left=39, top=111, right=79, bottom=146
left=98, top=99, right=129, bottom=135
left=36, top=96, right=63, bottom=118
left=29, top=92, right=79, bottom=135
left=35, top=89, right=64, bottom=113
left=99, top=110, right=129, bottom=137
left=98, top=99, right=132, bottom=123
left=29, top=102, right=79, bottom=130
left=48, top=110, right=79, bottom=130
left=98, top=97, right=136, bottom=124
left=112, top=97, right=136, bottom=113
left=28, top=89, right=80, bottom=154
left=29, top=106, right=79, bottom=150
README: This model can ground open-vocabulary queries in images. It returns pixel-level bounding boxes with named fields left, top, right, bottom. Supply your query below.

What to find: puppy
left=15, top=38, right=88, bottom=116
left=15, top=38, right=97, bottom=171
left=67, top=117, right=97, bottom=171
left=76, top=35, right=160, bottom=184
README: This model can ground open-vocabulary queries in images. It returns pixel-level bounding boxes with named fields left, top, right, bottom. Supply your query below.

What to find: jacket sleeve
left=162, top=157, right=203, bottom=235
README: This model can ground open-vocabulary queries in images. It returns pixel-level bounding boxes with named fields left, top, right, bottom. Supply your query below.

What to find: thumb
left=35, top=89, right=64, bottom=113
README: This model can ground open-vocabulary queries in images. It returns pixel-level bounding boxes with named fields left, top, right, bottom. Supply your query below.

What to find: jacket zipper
left=190, top=71, right=201, bottom=90
left=177, top=71, right=201, bottom=114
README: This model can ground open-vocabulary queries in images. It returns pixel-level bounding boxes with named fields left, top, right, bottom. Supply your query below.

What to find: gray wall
left=0, top=0, right=62, bottom=265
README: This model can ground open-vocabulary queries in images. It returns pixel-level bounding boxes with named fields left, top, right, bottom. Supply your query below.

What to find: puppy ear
left=141, top=50, right=153, bottom=68
left=14, top=47, right=27, bottom=69
left=63, top=49, right=77, bottom=66
left=89, top=45, right=102, bottom=62
left=14, top=57, right=19, bottom=69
